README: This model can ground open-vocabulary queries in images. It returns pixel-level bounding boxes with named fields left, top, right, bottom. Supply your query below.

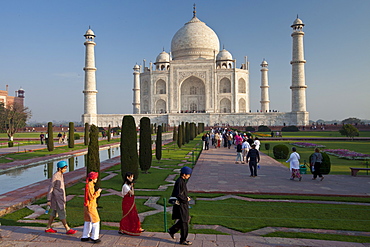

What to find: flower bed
left=323, top=149, right=370, bottom=160
left=290, top=142, right=325, bottom=148
left=254, top=132, right=270, bottom=137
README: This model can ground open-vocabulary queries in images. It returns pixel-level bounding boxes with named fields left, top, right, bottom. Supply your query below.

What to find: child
left=81, top=172, right=102, bottom=243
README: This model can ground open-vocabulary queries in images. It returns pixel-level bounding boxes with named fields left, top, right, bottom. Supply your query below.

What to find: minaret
left=260, top=59, right=270, bottom=113
left=82, top=28, right=98, bottom=125
left=132, top=64, right=141, bottom=114
left=290, top=16, right=307, bottom=113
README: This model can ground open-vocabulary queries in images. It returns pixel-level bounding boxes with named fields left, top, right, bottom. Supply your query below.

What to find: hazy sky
left=1, top=0, right=369, bottom=123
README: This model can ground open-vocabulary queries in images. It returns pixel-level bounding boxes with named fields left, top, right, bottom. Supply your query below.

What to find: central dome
left=171, top=16, right=220, bottom=60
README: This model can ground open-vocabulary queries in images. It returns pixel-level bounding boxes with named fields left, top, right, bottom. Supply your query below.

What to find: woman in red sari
left=118, top=172, right=144, bottom=236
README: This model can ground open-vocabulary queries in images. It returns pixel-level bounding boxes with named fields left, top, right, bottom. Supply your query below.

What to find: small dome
left=216, top=49, right=233, bottom=61
left=156, top=51, right=170, bottom=63
left=133, top=64, right=140, bottom=69
left=84, top=28, right=95, bottom=37
left=171, top=16, right=220, bottom=60
left=261, top=59, right=268, bottom=65
left=291, top=17, right=304, bottom=27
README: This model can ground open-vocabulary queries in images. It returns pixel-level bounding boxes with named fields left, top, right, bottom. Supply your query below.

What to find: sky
left=0, top=0, right=369, bottom=123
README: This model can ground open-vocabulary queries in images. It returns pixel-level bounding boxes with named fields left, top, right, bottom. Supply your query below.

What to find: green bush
left=265, top=143, right=270, bottom=150
left=74, top=133, right=80, bottom=140
left=258, top=125, right=271, bottom=132
left=273, top=144, right=289, bottom=159
left=8, top=141, right=14, bottom=147
left=245, top=126, right=255, bottom=132
left=309, top=152, right=331, bottom=175
left=281, top=126, right=299, bottom=132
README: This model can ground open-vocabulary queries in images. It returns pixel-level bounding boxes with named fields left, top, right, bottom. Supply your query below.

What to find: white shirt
left=242, top=141, right=251, bottom=150
left=121, top=183, right=132, bottom=197
left=286, top=152, right=300, bottom=170
left=254, top=140, right=260, bottom=150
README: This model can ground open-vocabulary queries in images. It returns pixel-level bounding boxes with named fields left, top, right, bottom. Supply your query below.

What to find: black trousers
left=169, top=219, right=188, bottom=242
left=313, top=162, right=323, bottom=178
left=249, top=162, right=257, bottom=176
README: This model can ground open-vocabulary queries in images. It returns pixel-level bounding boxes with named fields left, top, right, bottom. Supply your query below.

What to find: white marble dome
left=171, top=16, right=220, bottom=60
left=156, top=51, right=170, bottom=63
left=84, top=29, right=95, bottom=36
left=216, top=49, right=233, bottom=61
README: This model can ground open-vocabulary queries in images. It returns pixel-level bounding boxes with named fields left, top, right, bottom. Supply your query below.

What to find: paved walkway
left=1, top=143, right=370, bottom=246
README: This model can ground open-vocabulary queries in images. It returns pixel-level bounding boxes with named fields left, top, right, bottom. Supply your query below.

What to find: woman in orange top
left=81, top=172, right=102, bottom=243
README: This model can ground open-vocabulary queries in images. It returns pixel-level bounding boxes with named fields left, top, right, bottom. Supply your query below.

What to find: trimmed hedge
left=273, top=144, right=289, bottom=159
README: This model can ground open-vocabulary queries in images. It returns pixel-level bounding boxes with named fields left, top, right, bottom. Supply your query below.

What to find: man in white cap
left=168, top=166, right=192, bottom=245
left=45, top=160, right=77, bottom=235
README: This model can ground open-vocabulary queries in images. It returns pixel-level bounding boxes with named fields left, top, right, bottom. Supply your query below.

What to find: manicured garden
left=1, top=131, right=370, bottom=243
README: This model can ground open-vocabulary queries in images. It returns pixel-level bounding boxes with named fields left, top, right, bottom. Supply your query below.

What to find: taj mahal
left=82, top=8, right=309, bottom=127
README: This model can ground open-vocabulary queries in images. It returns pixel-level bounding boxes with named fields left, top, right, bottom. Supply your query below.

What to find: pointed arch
left=180, top=76, right=205, bottom=112
left=156, top=79, right=166, bottom=94
left=239, top=98, right=246, bottom=113
left=155, top=99, right=166, bottom=113
left=219, top=77, right=231, bottom=93
left=220, top=98, right=231, bottom=113
left=238, top=78, right=246, bottom=93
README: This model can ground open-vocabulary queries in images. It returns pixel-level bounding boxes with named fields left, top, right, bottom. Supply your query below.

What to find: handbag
left=168, top=197, right=179, bottom=205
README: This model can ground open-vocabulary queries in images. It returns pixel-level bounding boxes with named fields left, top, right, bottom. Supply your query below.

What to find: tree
left=139, top=117, right=152, bottom=173
left=189, top=122, right=194, bottom=140
left=173, top=126, right=177, bottom=143
left=342, top=117, right=361, bottom=125
left=68, top=122, right=74, bottom=148
left=84, top=123, right=89, bottom=145
left=177, top=124, right=182, bottom=149
left=87, top=124, right=101, bottom=189
left=107, top=124, right=111, bottom=142
left=185, top=122, right=190, bottom=144
left=181, top=122, right=185, bottom=145
left=121, top=115, right=139, bottom=180
left=339, top=124, right=359, bottom=139
left=156, top=125, right=162, bottom=163
left=0, top=102, right=31, bottom=141
left=47, top=122, right=54, bottom=151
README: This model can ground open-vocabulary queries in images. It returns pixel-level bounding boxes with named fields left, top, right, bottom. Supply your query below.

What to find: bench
left=350, top=167, right=370, bottom=176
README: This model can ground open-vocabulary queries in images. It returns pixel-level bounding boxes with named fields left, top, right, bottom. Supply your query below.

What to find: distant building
left=0, top=85, right=25, bottom=108
left=82, top=8, right=309, bottom=127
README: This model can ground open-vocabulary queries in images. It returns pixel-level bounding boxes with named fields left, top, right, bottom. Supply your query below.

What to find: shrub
left=47, top=122, right=54, bottom=151
left=74, top=133, right=80, bottom=140
left=245, top=126, right=255, bottom=132
left=309, top=152, right=331, bottom=175
left=121, top=115, right=139, bottom=180
left=139, top=117, right=152, bottom=173
left=265, top=143, right=270, bottom=150
left=281, top=126, right=299, bottom=132
left=8, top=141, right=14, bottom=147
left=258, top=125, right=271, bottom=132
left=84, top=123, right=89, bottom=145
left=68, top=122, right=74, bottom=148
left=273, top=144, right=289, bottom=159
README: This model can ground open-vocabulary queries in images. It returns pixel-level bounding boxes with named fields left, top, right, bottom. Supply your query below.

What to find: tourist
left=286, top=147, right=302, bottom=181
left=246, top=144, right=260, bottom=177
left=57, top=132, right=63, bottom=143
left=235, top=141, right=243, bottom=164
left=242, top=138, right=251, bottom=163
left=81, top=172, right=102, bottom=243
left=215, top=132, right=220, bottom=148
left=40, top=132, right=45, bottom=145
left=311, top=148, right=324, bottom=181
left=254, top=137, right=261, bottom=150
left=45, top=132, right=48, bottom=145
left=168, top=166, right=192, bottom=245
left=62, top=132, right=67, bottom=144
left=118, top=172, right=144, bottom=236
left=45, top=161, right=77, bottom=235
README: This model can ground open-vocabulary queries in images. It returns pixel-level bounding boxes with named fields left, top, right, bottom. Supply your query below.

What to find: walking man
left=168, top=166, right=193, bottom=245
left=45, top=161, right=77, bottom=235
left=246, top=144, right=260, bottom=177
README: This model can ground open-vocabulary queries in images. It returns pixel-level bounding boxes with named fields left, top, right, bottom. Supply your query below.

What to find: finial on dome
left=193, top=3, right=196, bottom=17
left=297, top=14, right=299, bottom=18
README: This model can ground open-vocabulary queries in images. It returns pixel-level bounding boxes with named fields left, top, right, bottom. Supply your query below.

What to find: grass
left=238, top=194, right=370, bottom=203
left=263, top=232, right=370, bottom=243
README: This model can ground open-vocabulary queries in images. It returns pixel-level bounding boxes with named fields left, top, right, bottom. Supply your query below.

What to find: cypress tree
left=156, top=125, right=162, bottom=163
left=173, top=126, right=177, bottom=142
left=181, top=122, right=185, bottom=145
left=195, top=124, right=198, bottom=137
left=139, top=117, right=152, bottom=173
left=121, top=115, right=139, bottom=180
left=47, top=122, right=54, bottom=151
left=68, top=122, right=74, bottom=148
left=150, top=124, right=154, bottom=134
left=189, top=123, right=194, bottom=140
left=107, top=124, right=111, bottom=142
left=87, top=124, right=101, bottom=189
left=84, top=123, right=89, bottom=145
left=177, top=125, right=182, bottom=149
left=185, top=122, right=190, bottom=144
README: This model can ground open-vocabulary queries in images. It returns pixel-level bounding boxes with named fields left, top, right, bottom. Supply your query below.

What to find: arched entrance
left=180, top=76, right=205, bottom=112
